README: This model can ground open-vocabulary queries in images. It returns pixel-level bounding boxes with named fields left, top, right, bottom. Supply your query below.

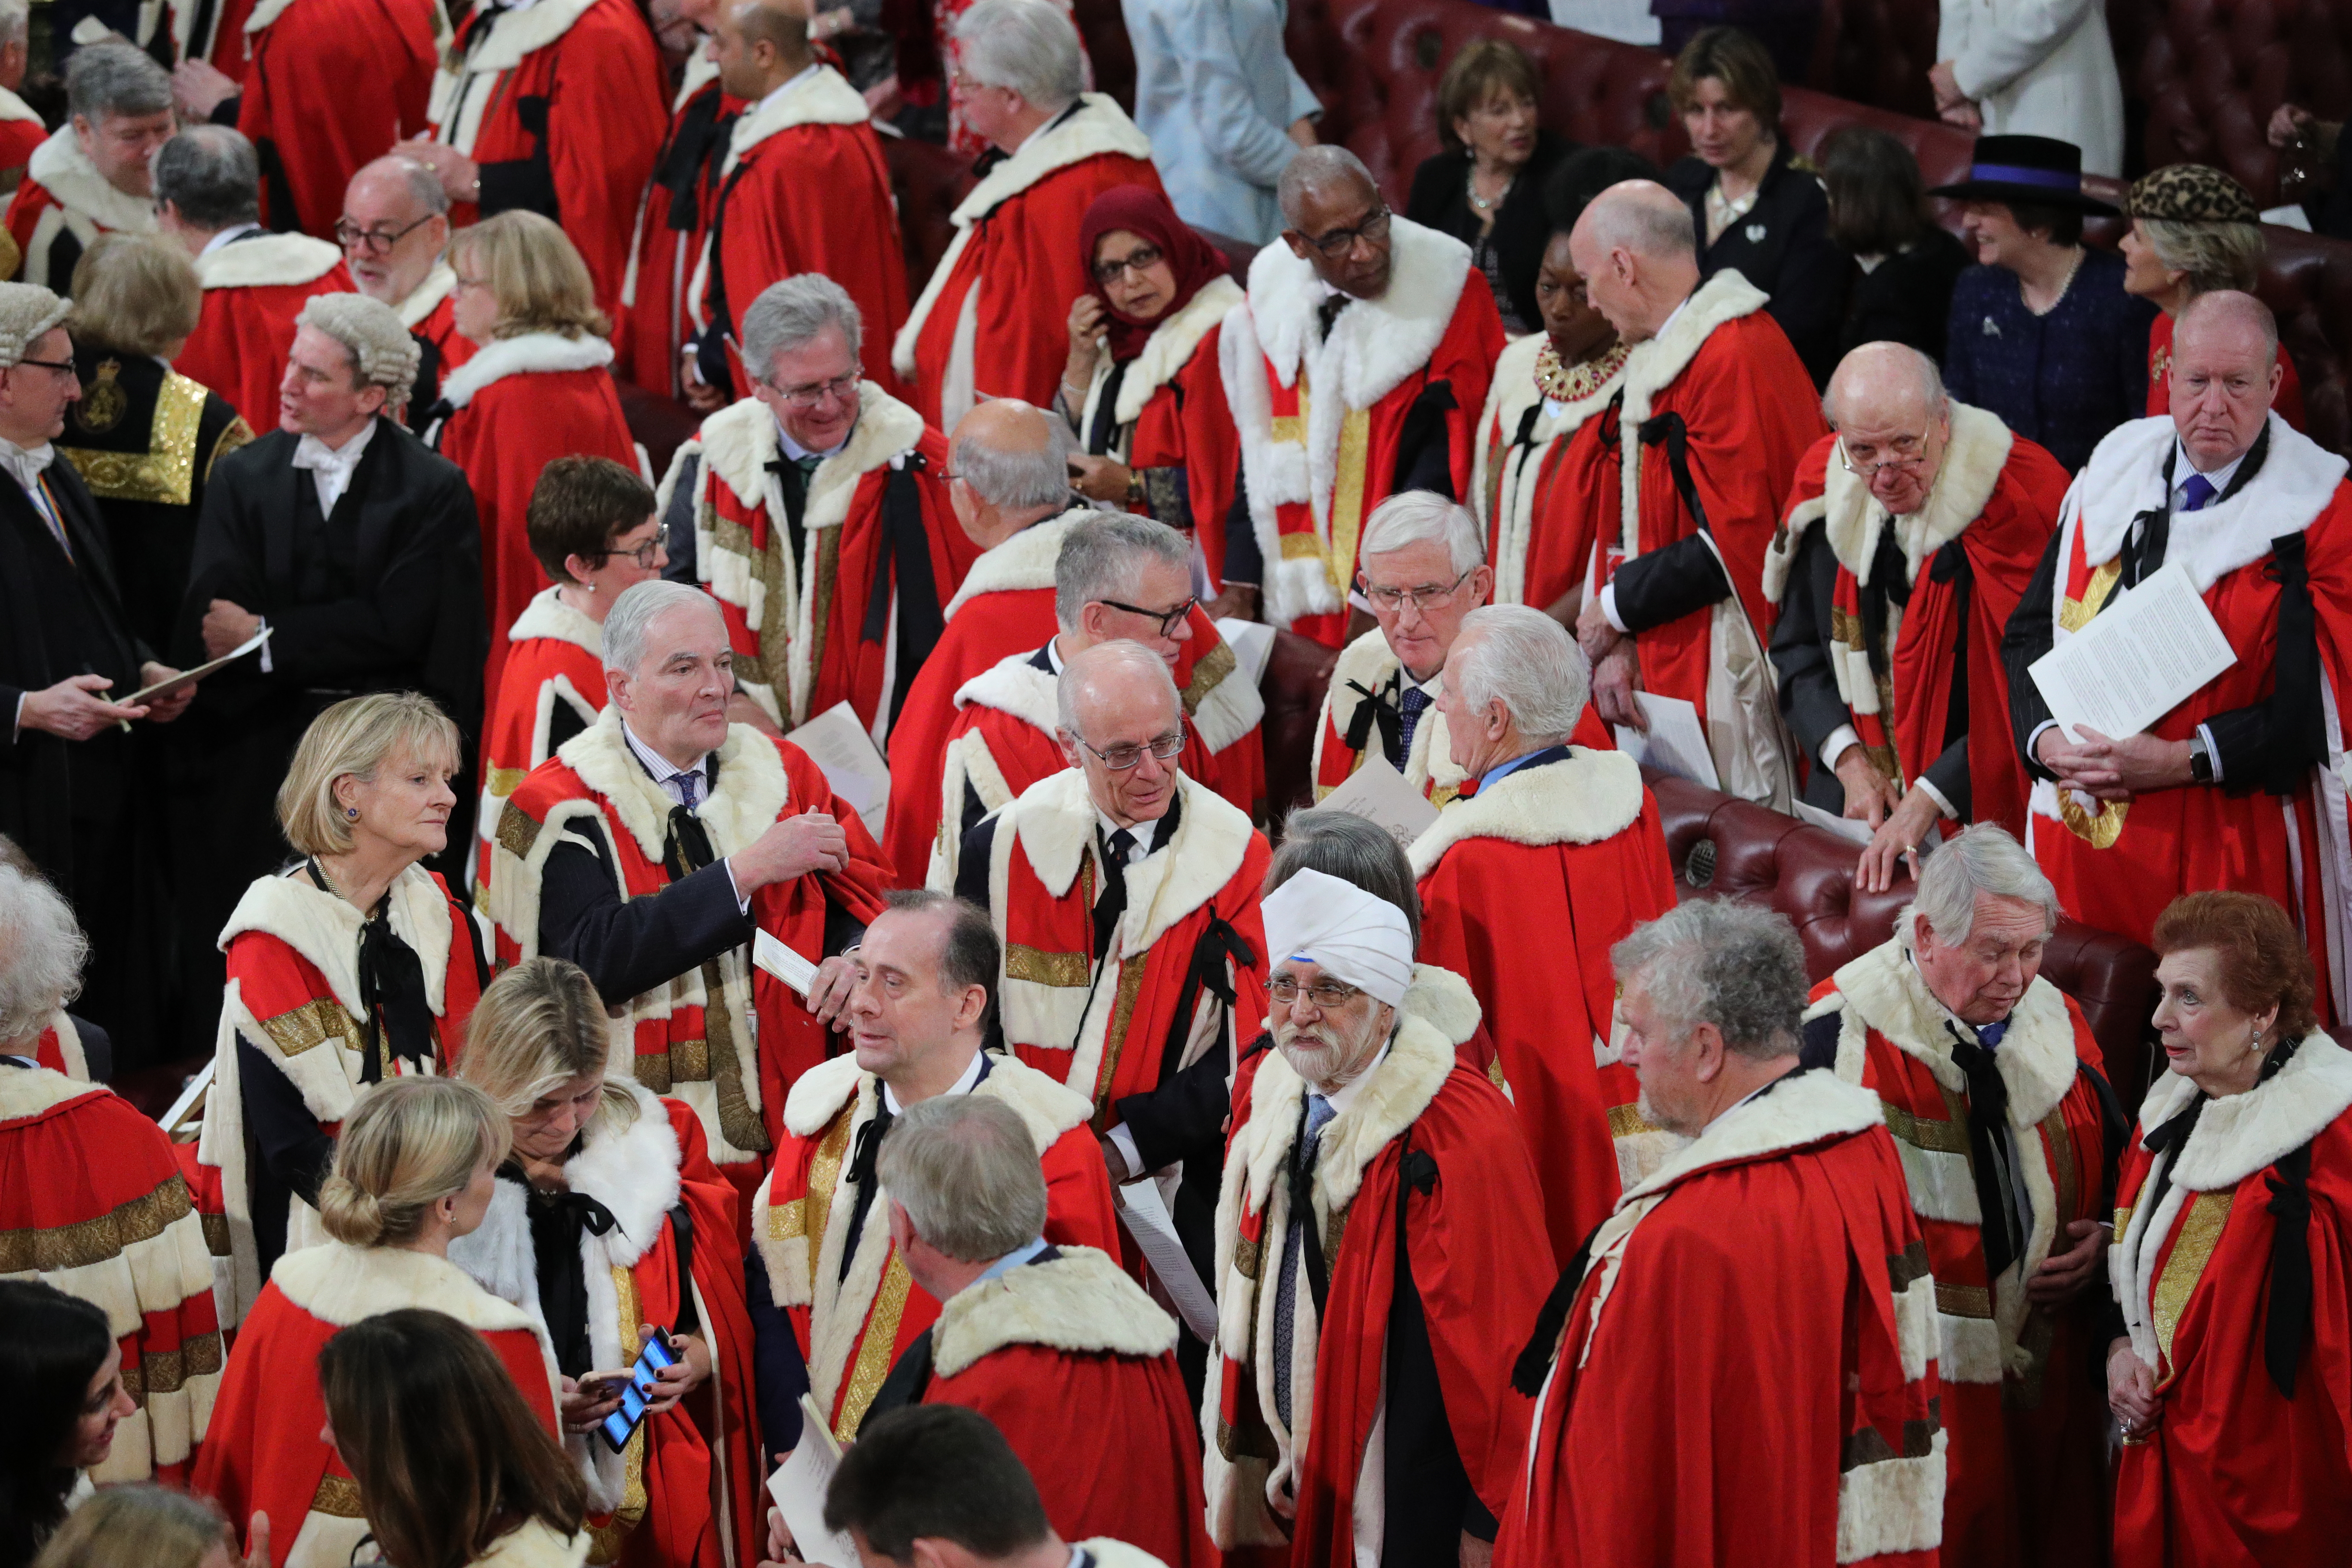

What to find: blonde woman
left=451, top=957, right=760, bottom=1568
left=426, top=211, right=639, bottom=694
left=192, top=1078, right=559, bottom=1568
left=32, top=1484, right=260, bottom=1568
left=196, top=691, right=488, bottom=1328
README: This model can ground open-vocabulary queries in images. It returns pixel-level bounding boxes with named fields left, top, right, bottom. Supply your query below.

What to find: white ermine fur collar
left=243, top=0, right=299, bottom=35
left=2135, top=1033, right=2352, bottom=1192
left=1313, top=629, right=1464, bottom=797
left=195, top=230, right=343, bottom=291
left=1764, top=401, right=2013, bottom=605
left=943, top=509, right=1085, bottom=618
left=396, top=261, right=458, bottom=330
left=1003, top=769, right=1254, bottom=958
left=2067, top=413, right=2348, bottom=592
left=722, top=64, right=870, bottom=174
left=27, top=127, right=158, bottom=235
left=782, top=1047, right=1091, bottom=1147
left=0, top=1061, right=102, bottom=1122
left=1407, top=747, right=1642, bottom=876
left=1240, top=215, right=1470, bottom=411
left=455, top=0, right=601, bottom=74
left=1613, top=270, right=1767, bottom=559
left=272, top=1240, right=543, bottom=1332
left=0, top=86, right=40, bottom=126
left=931, top=1245, right=1176, bottom=1377
left=217, top=862, right=456, bottom=1018
left=438, top=331, right=615, bottom=411
left=1817, top=937, right=2079, bottom=1129
left=474, top=1521, right=589, bottom=1568
left=695, top=383, right=925, bottom=525
left=1474, top=331, right=1624, bottom=605
left=955, top=652, right=1058, bottom=730
left=1233, top=1008, right=1455, bottom=1228
left=671, top=45, right=718, bottom=112
left=1402, top=963, right=1480, bottom=1044
left=508, top=586, right=604, bottom=657
left=1097, top=275, right=1243, bottom=429
left=554, top=706, right=788, bottom=866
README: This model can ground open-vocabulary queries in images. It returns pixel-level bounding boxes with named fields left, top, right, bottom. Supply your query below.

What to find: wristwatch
left=2188, top=731, right=2215, bottom=784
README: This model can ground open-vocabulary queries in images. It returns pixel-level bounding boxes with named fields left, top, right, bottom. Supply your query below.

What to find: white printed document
left=1793, top=799, right=1874, bottom=847
left=2028, top=561, right=2237, bottom=742
left=1316, top=752, right=1439, bottom=849
left=125, top=625, right=272, bottom=704
left=1118, top=1179, right=1219, bottom=1343
left=1613, top=692, right=1719, bottom=790
left=767, top=1394, right=859, bottom=1568
left=753, top=930, right=818, bottom=999
left=1214, top=617, right=1277, bottom=688
left=786, top=701, right=890, bottom=839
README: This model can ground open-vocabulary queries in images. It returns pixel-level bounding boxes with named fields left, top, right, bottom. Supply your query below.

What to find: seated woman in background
left=1406, top=40, right=1572, bottom=338
left=1818, top=125, right=1969, bottom=363
left=2118, top=162, right=2306, bottom=430
left=31, top=1485, right=254, bottom=1568
left=0, top=1283, right=138, bottom=1568
left=1662, top=26, right=1844, bottom=385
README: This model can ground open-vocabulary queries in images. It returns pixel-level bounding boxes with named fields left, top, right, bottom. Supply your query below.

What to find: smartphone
left=597, top=1328, right=680, bottom=1454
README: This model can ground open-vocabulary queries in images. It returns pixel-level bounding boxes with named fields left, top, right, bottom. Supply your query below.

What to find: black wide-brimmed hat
left=1926, top=135, right=2119, bottom=215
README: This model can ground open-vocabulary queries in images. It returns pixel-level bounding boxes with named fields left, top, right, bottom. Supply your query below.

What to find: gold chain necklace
left=1534, top=339, right=1630, bottom=404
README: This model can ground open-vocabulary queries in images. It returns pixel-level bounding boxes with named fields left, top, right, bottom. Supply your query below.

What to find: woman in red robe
left=429, top=211, right=640, bottom=704
left=453, top=957, right=761, bottom=1568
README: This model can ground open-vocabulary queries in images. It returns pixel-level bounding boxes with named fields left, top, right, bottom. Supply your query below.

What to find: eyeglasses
left=13, top=357, right=76, bottom=379
left=600, top=537, right=663, bottom=570
left=1302, top=206, right=1392, bottom=260
left=1092, top=243, right=1164, bottom=286
left=1357, top=566, right=1472, bottom=614
left=334, top=214, right=434, bottom=255
left=1096, top=595, right=1196, bottom=638
left=763, top=371, right=859, bottom=410
left=1080, top=729, right=1185, bottom=771
left=1267, top=974, right=1364, bottom=1010
left=1835, top=434, right=1931, bottom=478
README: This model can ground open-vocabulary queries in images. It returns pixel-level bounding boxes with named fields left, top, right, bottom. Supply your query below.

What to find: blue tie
left=2180, top=472, right=2217, bottom=513
left=1271, top=1092, right=1338, bottom=1428
left=1397, top=685, right=1431, bottom=764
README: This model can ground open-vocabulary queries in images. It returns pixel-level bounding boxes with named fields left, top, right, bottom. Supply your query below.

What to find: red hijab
left=1079, top=185, right=1231, bottom=362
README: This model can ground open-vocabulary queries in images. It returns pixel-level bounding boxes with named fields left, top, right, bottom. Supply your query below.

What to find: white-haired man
left=891, top=0, right=1161, bottom=430
left=8, top=43, right=169, bottom=289
left=1504, top=900, right=1943, bottom=1566
left=338, top=154, right=470, bottom=414
left=1798, top=823, right=2117, bottom=1564
left=1205, top=867, right=1552, bottom=1568
left=1559, top=178, right=1824, bottom=807
left=658, top=274, right=963, bottom=747
left=1220, top=145, right=1504, bottom=646
left=0, top=0, right=44, bottom=191
left=486, top=580, right=891, bottom=1205
left=1766, top=341, right=2070, bottom=892
left=1311, top=491, right=1489, bottom=803
left=1414, top=603, right=1676, bottom=1261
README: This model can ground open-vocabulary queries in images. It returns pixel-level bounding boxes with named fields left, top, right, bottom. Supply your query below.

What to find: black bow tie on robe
left=1945, top=1020, right=2024, bottom=1282
left=1342, top=673, right=1403, bottom=769
left=663, top=801, right=717, bottom=883
left=510, top=1165, right=619, bottom=1378
left=838, top=1096, right=896, bottom=1283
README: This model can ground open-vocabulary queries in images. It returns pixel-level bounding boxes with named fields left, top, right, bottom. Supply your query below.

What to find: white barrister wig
left=0, top=283, right=72, bottom=366
left=297, top=292, right=423, bottom=392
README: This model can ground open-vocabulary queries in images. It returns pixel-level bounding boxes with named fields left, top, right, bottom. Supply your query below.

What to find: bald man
left=2004, top=289, right=2352, bottom=999
left=1220, top=145, right=1505, bottom=645
left=1766, top=343, right=2069, bottom=891
left=339, top=155, right=471, bottom=417
left=618, top=0, right=731, bottom=396
left=1560, top=179, right=1824, bottom=808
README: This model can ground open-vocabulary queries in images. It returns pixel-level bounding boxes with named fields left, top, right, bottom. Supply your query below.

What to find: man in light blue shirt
left=1122, top=0, right=1320, bottom=243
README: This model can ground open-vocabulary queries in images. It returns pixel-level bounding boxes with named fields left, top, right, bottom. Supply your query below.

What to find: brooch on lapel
left=1981, top=317, right=2002, bottom=337
left=1743, top=222, right=1767, bottom=244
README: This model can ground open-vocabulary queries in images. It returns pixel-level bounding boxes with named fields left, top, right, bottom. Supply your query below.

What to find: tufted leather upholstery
left=1807, top=0, right=1944, bottom=120
left=2134, top=0, right=2352, bottom=207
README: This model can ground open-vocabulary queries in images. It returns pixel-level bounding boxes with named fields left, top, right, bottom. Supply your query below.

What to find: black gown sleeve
left=1222, top=462, right=1263, bottom=588
left=237, top=1038, right=334, bottom=1207
left=1767, top=527, right=1849, bottom=769
left=2003, top=527, right=2065, bottom=780
left=1112, top=1046, right=1231, bottom=1175
left=537, top=821, right=756, bottom=1003
left=1921, top=734, right=1971, bottom=820
left=744, top=1250, right=810, bottom=1461
left=1390, top=382, right=1460, bottom=499
left=1607, top=533, right=1734, bottom=633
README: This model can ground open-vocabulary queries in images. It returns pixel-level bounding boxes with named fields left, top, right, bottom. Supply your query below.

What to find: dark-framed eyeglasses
left=1356, top=566, right=1472, bottom=614
left=1096, top=594, right=1196, bottom=638
left=1092, top=243, right=1164, bottom=286
left=13, top=356, right=76, bottom=380
left=763, top=371, right=859, bottom=411
left=1267, top=974, right=1364, bottom=1010
left=1080, top=729, right=1185, bottom=771
left=600, top=536, right=664, bottom=571
left=334, top=214, right=435, bottom=255
left=1303, top=205, right=1392, bottom=260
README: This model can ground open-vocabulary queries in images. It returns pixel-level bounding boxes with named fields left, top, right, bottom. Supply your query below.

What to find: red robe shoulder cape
left=1764, top=403, right=2067, bottom=840
left=749, top=1051, right=1120, bottom=1443
left=1203, top=1006, right=1554, bottom=1565
left=477, top=585, right=606, bottom=901
left=178, top=233, right=354, bottom=429
left=171, top=0, right=263, bottom=75
left=1808, top=943, right=2113, bottom=1566
left=890, top=95, right=1161, bottom=429
left=695, top=65, right=908, bottom=402
left=2108, top=1036, right=2352, bottom=1567
left=969, top=769, right=1268, bottom=1133
left=923, top=1246, right=1210, bottom=1568
left=2147, top=311, right=2305, bottom=431
left=1222, top=216, right=1505, bottom=646
left=657, top=385, right=970, bottom=737
left=8, top=127, right=162, bottom=288
left=0, top=1066, right=223, bottom=1485
left=192, top=1242, right=560, bottom=1568
left=431, top=332, right=637, bottom=701
left=0, top=87, right=43, bottom=191
left=236, top=0, right=438, bottom=239
left=1497, top=1069, right=1945, bottom=1568
left=1561, top=268, right=1825, bottom=805
left=1408, top=746, right=1679, bottom=1262
left=428, top=0, right=668, bottom=321
left=1472, top=331, right=1629, bottom=616
left=447, top=1087, right=761, bottom=1568
left=882, top=508, right=1265, bottom=883
left=620, top=52, right=729, bottom=396
left=1073, top=275, right=1244, bottom=583
left=32, top=1009, right=91, bottom=1078
left=196, top=864, right=484, bottom=1326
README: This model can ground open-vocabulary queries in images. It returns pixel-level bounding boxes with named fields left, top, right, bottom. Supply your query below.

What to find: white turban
left=1260, top=868, right=1414, bottom=1008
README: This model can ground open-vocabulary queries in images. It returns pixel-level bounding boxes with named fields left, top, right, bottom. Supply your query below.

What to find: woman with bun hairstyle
left=452, top=957, right=761, bottom=1568
left=193, top=1078, right=560, bottom=1568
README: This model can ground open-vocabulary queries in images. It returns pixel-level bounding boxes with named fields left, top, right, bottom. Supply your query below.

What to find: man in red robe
left=155, top=126, right=352, bottom=428
left=1499, top=900, right=1945, bottom=1568
left=619, top=0, right=730, bottom=397
left=8, top=43, right=171, bottom=289
left=1220, top=146, right=1504, bottom=646
left=890, top=0, right=1159, bottom=430
left=862, top=1094, right=1211, bottom=1567
left=1767, top=343, right=2068, bottom=891
left=1413, top=606, right=1678, bottom=1260
left=1799, top=826, right=2116, bottom=1567
left=1568, top=178, right=1826, bottom=808
left=1206, top=867, right=1554, bottom=1568
left=0, top=10, right=46, bottom=193
left=748, top=890, right=1121, bottom=1447
left=337, top=154, right=473, bottom=416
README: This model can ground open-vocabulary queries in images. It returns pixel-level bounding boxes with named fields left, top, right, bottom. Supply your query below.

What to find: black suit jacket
left=1406, top=131, right=1575, bottom=331
left=1667, top=141, right=1845, bottom=387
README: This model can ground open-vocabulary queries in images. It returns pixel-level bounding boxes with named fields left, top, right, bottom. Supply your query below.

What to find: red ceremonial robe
left=920, top=1246, right=1211, bottom=1568
left=0, top=87, right=44, bottom=192
left=2109, top=1035, right=2352, bottom=1567
left=750, top=1050, right=1120, bottom=1443
left=177, top=232, right=353, bottom=429
left=881, top=509, right=1266, bottom=883
left=428, top=0, right=668, bottom=322
left=1310, top=628, right=1469, bottom=806
left=891, top=95, right=1161, bottom=430
left=619, top=51, right=727, bottom=397
left=1561, top=268, right=1825, bottom=806
left=1203, top=1003, right=1554, bottom=1565
left=485, top=709, right=891, bottom=1195
left=430, top=331, right=637, bottom=702
left=450, top=1085, right=762, bottom=1568
left=235, top=0, right=438, bottom=239
left=1471, top=331, right=1629, bottom=618
left=476, top=586, right=606, bottom=902
left=693, top=63, right=908, bottom=402
left=7, top=127, right=160, bottom=288
left=1409, top=745, right=1680, bottom=1262
left=2147, top=312, right=2304, bottom=432
left=196, top=863, right=485, bottom=1327
left=1764, top=402, right=2067, bottom=840
left=0, top=1064, right=224, bottom=1485
left=1497, top=1069, right=1945, bottom=1568
left=31, top=1009, right=92, bottom=1079
left=193, top=1242, right=560, bottom=1568
left=392, top=261, right=475, bottom=398
left=658, top=384, right=970, bottom=738
left=1808, top=940, right=2113, bottom=1566
left=1222, top=216, right=1505, bottom=647
left=171, top=0, right=263, bottom=75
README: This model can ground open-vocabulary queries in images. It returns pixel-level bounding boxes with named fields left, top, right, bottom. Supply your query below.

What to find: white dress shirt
left=291, top=418, right=378, bottom=519
left=198, top=222, right=265, bottom=256
left=880, top=1047, right=988, bottom=1115
left=620, top=719, right=752, bottom=909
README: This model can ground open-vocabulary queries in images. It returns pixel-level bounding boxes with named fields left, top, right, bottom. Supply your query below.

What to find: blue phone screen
left=598, top=1331, right=679, bottom=1451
